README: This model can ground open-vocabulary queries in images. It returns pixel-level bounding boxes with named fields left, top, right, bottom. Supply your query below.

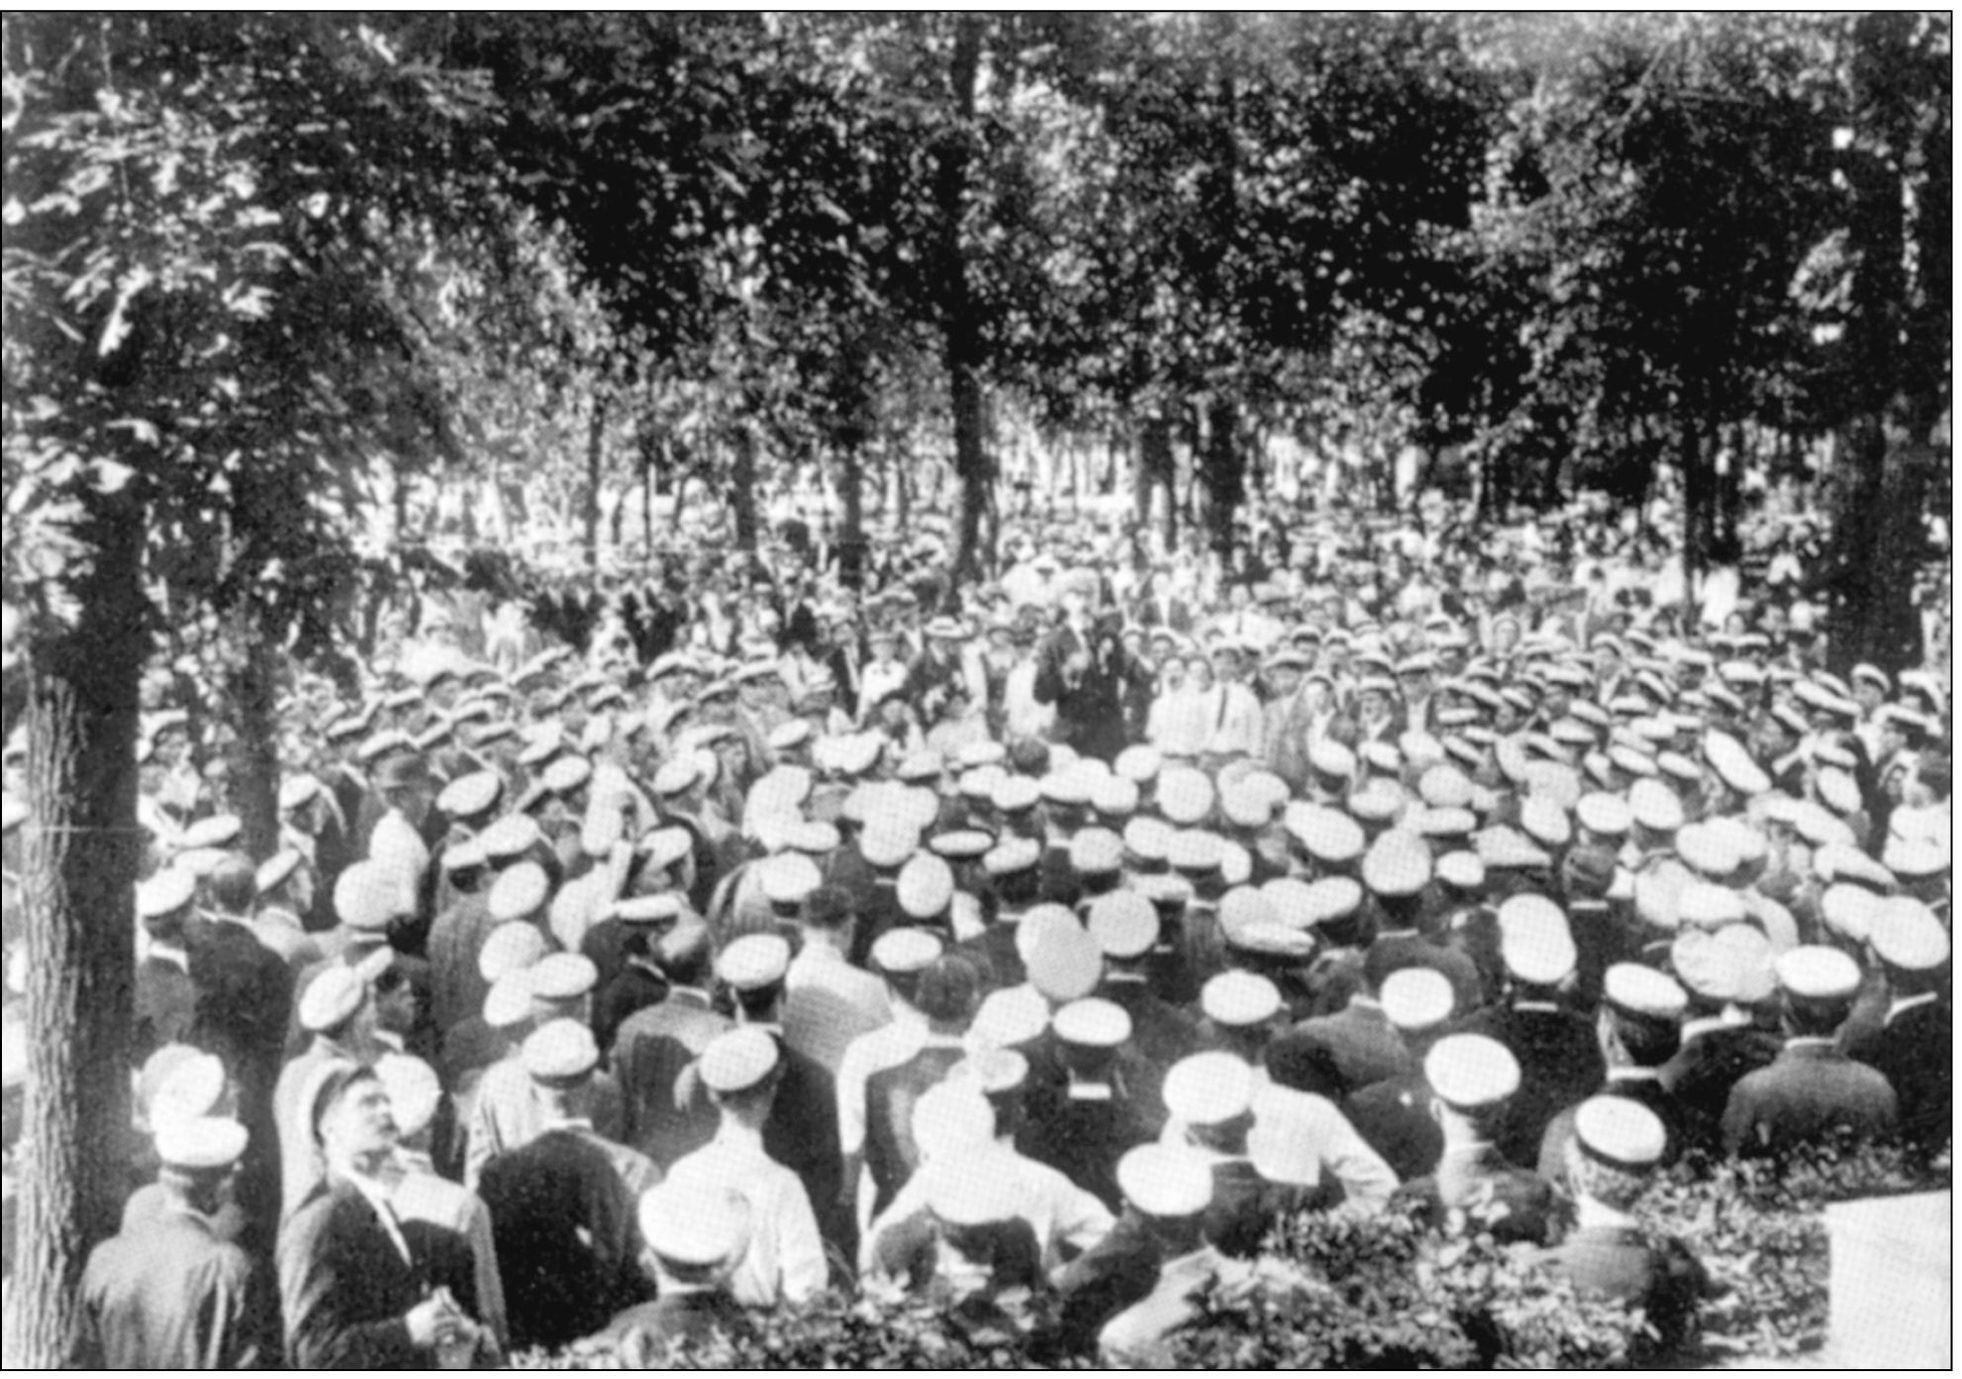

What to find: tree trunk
left=731, top=421, right=759, bottom=554
left=839, top=438, right=867, bottom=590
left=1201, top=396, right=1243, bottom=560
left=583, top=394, right=607, bottom=567
left=937, top=14, right=992, bottom=585
left=227, top=604, right=282, bottom=863
left=3, top=494, right=144, bottom=1367
left=1140, top=414, right=1177, bottom=550
left=640, top=433, right=656, bottom=560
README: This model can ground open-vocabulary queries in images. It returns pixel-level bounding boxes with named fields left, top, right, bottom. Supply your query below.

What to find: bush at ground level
left=507, top=1142, right=1949, bottom=1370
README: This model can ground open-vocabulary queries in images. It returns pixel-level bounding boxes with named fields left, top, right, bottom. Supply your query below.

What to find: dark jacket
left=477, top=1128, right=655, bottom=1351
left=277, top=1180, right=481, bottom=1369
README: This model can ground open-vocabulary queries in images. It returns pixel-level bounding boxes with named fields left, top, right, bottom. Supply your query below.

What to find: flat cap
left=298, top=965, right=369, bottom=1034
left=1628, top=779, right=1685, bottom=834
left=1362, top=830, right=1432, bottom=899
left=1156, top=767, right=1216, bottom=826
left=149, top=1051, right=228, bottom=1128
left=1575, top=793, right=1632, bottom=839
left=437, top=771, right=503, bottom=820
left=1603, top=963, right=1688, bottom=1021
left=1081, top=889, right=1154, bottom=959
left=1051, top=996, right=1131, bottom=1049
left=871, top=926, right=943, bottom=976
left=698, top=1025, right=781, bottom=1094
left=1117, top=1143, right=1214, bottom=1219
left=1026, top=916, right=1104, bottom=1003
left=1574, top=1096, right=1667, bottom=1172
left=1677, top=881, right=1747, bottom=930
left=1201, top=970, right=1283, bottom=1027
left=983, top=836, right=1042, bottom=877
left=638, top=1183, right=750, bottom=1269
left=717, top=932, right=792, bottom=991
left=482, top=968, right=534, bottom=1029
left=1773, top=945, right=1861, bottom=1002
left=180, top=813, right=242, bottom=851
left=154, top=1116, right=249, bottom=1172
left=760, top=853, right=821, bottom=909
left=522, top=1018, right=601, bottom=1084
left=1163, top=1051, right=1254, bottom=1126
left=529, top=951, right=598, bottom=1001
left=1070, top=827, right=1126, bottom=879
left=1424, top=1033, right=1521, bottom=1111
left=1869, top=897, right=1949, bottom=972
left=896, top=852, right=955, bottom=920
left=278, top=775, right=322, bottom=811
left=477, top=813, right=544, bottom=862
left=1498, top=893, right=1576, bottom=985
left=1165, top=829, right=1225, bottom=876
left=374, top=1052, right=443, bottom=1140
left=1380, top=967, right=1454, bottom=1031
left=488, top=861, right=551, bottom=923
left=137, top=868, right=199, bottom=921
left=969, top=985, right=1051, bottom=1050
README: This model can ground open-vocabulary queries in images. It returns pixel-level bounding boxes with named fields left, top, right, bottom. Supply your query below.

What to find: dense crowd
left=0, top=495, right=1950, bottom=1367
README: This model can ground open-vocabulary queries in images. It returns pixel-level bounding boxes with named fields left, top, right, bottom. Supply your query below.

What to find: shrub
left=508, top=1141, right=1949, bottom=1370
left=1639, top=1140, right=1949, bottom=1366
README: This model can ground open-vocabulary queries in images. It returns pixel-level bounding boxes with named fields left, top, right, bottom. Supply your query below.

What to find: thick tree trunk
left=228, top=605, right=282, bottom=863
left=3, top=495, right=144, bottom=1367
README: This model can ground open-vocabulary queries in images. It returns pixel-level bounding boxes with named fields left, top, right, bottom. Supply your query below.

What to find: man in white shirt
left=367, top=752, right=434, bottom=922
left=664, top=1028, right=828, bottom=1309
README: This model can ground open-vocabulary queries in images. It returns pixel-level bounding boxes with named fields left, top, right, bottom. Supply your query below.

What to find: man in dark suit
left=187, top=855, right=295, bottom=1255
left=477, top=1021, right=657, bottom=1352
left=1269, top=966, right=1414, bottom=1097
left=1452, top=895, right=1603, bottom=1168
left=717, top=933, right=853, bottom=1265
left=1661, top=929, right=1785, bottom=1156
left=1723, top=946, right=1898, bottom=1159
left=611, top=922, right=730, bottom=1170
left=1394, top=1034, right=1564, bottom=1247
left=1537, top=963, right=1691, bottom=1178
left=134, top=869, right=201, bottom=1065
left=1845, top=899, right=1950, bottom=1159
left=861, top=953, right=981, bottom=1222
left=278, top=1065, right=489, bottom=1368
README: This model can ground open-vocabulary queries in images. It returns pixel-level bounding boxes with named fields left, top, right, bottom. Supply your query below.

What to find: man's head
left=313, top=1064, right=398, bottom=1178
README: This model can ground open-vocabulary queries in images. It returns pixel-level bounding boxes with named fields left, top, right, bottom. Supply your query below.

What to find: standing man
left=81, top=1117, right=268, bottom=1368
left=1034, top=576, right=1145, bottom=763
left=278, top=1065, right=490, bottom=1369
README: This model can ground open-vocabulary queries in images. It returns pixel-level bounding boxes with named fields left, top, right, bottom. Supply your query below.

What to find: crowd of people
left=0, top=493, right=1951, bottom=1367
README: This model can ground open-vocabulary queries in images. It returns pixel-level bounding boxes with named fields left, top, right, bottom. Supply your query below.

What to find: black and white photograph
left=0, top=10, right=1950, bottom=1369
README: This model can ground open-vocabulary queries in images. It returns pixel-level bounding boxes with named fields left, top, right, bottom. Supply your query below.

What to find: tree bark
left=1140, top=414, right=1177, bottom=550
left=3, top=493, right=144, bottom=1367
left=937, top=14, right=993, bottom=584
left=839, top=438, right=867, bottom=590
left=583, top=394, right=608, bottom=567
left=1201, top=396, right=1244, bottom=559
left=227, top=604, right=282, bottom=863
left=731, top=421, right=759, bottom=553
